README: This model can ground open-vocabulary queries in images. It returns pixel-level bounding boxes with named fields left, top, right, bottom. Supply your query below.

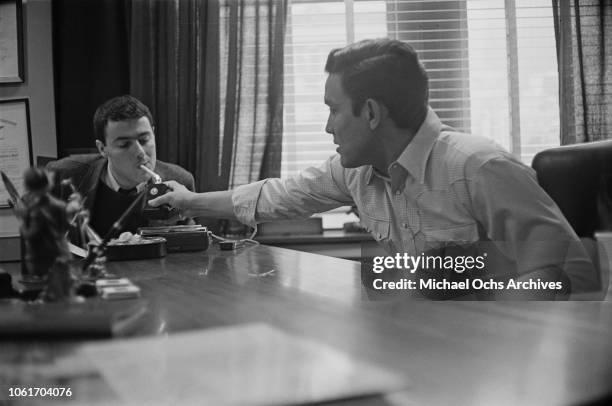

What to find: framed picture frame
left=0, top=0, right=25, bottom=84
left=0, top=98, right=33, bottom=208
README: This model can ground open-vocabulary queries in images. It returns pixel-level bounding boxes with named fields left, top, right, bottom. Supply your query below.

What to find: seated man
left=48, top=95, right=195, bottom=237
left=150, top=39, right=598, bottom=299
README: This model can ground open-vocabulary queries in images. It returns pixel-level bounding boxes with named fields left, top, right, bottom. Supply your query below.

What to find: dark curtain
left=130, top=0, right=287, bottom=192
left=130, top=0, right=216, bottom=191
left=552, top=0, right=612, bottom=144
left=53, top=0, right=130, bottom=156
left=218, top=0, right=287, bottom=188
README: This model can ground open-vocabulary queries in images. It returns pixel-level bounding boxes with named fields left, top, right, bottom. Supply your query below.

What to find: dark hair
left=325, top=38, right=429, bottom=131
left=93, top=95, right=154, bottom=143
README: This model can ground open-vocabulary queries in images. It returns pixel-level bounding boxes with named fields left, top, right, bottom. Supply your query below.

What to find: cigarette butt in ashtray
left=140, top=164, right=162, bottom=183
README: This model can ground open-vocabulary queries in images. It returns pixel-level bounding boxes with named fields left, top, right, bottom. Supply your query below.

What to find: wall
left=0, top=0, right=56, bottom=260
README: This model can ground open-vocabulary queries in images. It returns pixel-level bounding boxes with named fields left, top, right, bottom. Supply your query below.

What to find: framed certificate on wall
left=0, top=0, right=25, bottom=83
left=0, top=98, right=32, bottom=207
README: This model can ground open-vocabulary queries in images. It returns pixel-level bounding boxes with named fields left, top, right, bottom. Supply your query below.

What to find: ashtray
left=106, top=233, right=167, bottom=261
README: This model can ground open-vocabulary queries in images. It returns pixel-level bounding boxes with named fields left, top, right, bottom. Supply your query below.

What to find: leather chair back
left=532, top=140, right=612, bottom=238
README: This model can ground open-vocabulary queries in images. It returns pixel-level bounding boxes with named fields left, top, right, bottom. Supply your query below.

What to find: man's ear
left=363, top=99, right=383, bottom=130
left=95, top=140, right=107, bottom=158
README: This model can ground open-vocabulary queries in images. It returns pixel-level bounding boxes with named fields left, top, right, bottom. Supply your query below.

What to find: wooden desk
left=1, top=245, right=612, bottom=405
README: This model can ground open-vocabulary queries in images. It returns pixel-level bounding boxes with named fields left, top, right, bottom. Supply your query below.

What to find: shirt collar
left=364, top=157, right=408, bottom=195
left=365, top=107, right=441, bottom=186
left=103, top=162, right=146, bottom=193
left=393, top=107, right=441, bottom=184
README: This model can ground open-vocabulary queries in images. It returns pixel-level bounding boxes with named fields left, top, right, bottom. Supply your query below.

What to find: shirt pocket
left=416, top=188, right=473, bottom=232
left=360, top=211, right=394, bottom=254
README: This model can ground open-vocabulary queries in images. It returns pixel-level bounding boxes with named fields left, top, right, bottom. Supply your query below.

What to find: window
left=283, top=1, right=387, bottom=228
left=283, top=0, right=560, bottom=228
left=282, top=1, right=387, bottom=177
left=464, top=0, right=560, bottom=163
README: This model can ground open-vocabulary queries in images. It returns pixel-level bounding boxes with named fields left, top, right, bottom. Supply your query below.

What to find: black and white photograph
left=0, top=0, right=611, bottom=405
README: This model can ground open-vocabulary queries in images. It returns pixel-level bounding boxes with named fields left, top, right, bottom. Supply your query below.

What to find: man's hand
left=148, top=180, right=197, bottom=217
left=148, top=182, right=237, bottom=220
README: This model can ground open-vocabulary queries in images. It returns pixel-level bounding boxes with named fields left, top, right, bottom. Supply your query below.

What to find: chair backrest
left=532, top=140, right=612, bottom=238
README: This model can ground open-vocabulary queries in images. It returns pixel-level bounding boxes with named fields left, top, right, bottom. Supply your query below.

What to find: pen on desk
left=139, top=164, right=162, bottom=184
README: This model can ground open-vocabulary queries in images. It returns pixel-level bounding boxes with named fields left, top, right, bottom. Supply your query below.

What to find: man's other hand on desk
left=148, top=180, right=236, bottom=220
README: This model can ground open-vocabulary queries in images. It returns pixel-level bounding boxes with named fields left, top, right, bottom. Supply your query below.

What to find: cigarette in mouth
left=139, top=164, right=162, bottom=183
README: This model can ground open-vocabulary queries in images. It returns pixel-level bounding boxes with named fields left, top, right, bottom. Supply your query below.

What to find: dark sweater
left=46, top=154, right=196, bottom=238
left=90, top=181, right=147, bottom=237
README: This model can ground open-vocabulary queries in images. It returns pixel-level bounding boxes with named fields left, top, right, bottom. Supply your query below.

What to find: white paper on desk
left=80, top=323, right=406, bottom=406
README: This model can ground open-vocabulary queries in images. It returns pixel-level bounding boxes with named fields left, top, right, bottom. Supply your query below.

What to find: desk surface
left=255, top=229, right=373, bottom=244
left=1, top=245, right=612, bottom=405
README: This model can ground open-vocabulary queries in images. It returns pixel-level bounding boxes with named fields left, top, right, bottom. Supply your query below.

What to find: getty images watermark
left=368, top=252, right=564, bottom=292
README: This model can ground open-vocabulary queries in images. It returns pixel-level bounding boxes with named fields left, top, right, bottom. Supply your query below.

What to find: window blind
left=282, top=0, right=560, bottom=179
left=465, top=0, right=560, bottom=163
left=282, top=1, right=387, bottom=177
left=387, top=0, right=472, bottom=133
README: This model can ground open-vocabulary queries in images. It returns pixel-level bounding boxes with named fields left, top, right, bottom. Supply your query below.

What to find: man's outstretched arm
left=149, top=155, right=354, bottom=227
left=148, top=180, right=237, bottom=220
